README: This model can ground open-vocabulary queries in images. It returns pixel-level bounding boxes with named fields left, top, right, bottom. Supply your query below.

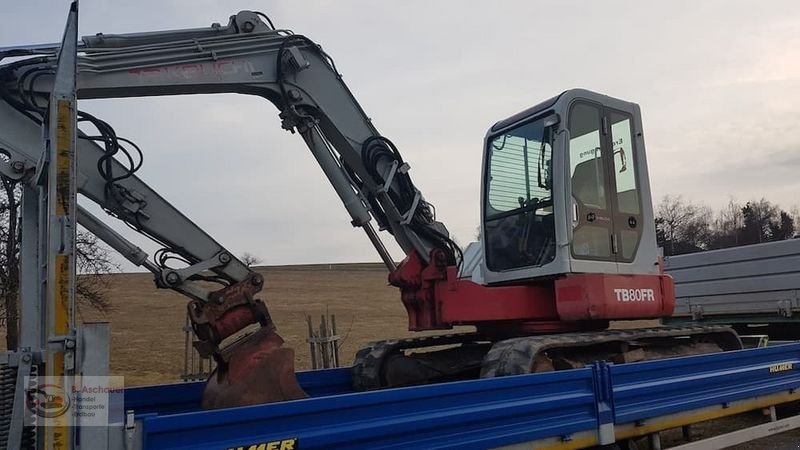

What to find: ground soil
left=4, top=263, right=800, bottom=448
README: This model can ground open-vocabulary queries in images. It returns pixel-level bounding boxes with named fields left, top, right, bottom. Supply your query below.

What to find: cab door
left=568, top=102, right=643, bottom=267
left=605, top=109, right=644, bottom=264
left=568, top=102, right=616, bottom=263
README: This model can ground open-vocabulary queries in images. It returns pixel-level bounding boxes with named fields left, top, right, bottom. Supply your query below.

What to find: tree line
left=655, top=195, right=797, bottom=256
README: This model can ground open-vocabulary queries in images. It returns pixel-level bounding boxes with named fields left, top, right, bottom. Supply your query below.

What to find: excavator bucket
left=188, top=274, right=307, bottom=409
left=202, top=328, right=307, bottom=409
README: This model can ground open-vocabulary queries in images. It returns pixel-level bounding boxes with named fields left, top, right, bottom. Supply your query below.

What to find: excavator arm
left=0, top=10, right=458, bottom=407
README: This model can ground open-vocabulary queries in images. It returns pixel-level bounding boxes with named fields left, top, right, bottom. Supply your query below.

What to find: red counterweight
left=390, top=250, right=675, bottom=336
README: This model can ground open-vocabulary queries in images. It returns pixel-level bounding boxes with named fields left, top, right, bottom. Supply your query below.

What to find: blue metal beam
left=136, top=368, right=597, bottom=450
left=611, top=342, right=800, bottom=424
left=123, top=343, right=800, bottom=450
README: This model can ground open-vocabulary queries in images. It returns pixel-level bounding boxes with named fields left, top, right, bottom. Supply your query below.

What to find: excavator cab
left=481, top=89, right=660, bottom=285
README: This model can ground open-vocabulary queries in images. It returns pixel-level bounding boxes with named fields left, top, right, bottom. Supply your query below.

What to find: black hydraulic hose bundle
left=77, top=111, right=143, bottom=196
left=361, top=136, right=463, bottom=267
left=0, top=58, right=50, bottom=124
left=274, top=34, right=462, bottom=267
left=0, top=58, right=209, bottom=278
left=0, top=62, right=143, bottom=194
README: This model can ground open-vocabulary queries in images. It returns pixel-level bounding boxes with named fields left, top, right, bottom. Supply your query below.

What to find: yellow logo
left=227, top=438, right=298, bottom=450
left=769, top=362, right=794, bottom=373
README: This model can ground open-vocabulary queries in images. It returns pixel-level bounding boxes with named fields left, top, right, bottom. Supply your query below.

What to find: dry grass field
left=77, top=263, right=446, bottom=386
left=3, top=263, right=799, bottom=448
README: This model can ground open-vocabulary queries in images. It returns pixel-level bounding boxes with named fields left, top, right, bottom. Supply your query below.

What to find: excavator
left=0, top=10, right=742, bottom=410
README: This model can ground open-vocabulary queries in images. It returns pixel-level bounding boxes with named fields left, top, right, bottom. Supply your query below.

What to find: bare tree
left=709, top=199, right=744, bottom=249
left=655, top=195, right=711, bottom=255
left=0, top=177, right=20, bottom=349
left=656, top=195, right=690, bottom=252
left=657, top=196, right=796, bottom=255
left=75, top=231, right=119, bottom=314
left=769, top=211, right=795, bottom=241
left=683, top=204, right=713, bottom=249
left=0, top=176, right=117, bottom=349
left=240, top=252, right=263, bottom=268
left=741, top=198, right=780, bottom=244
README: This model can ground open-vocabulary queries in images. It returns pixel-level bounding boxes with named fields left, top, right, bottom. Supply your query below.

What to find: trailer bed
left=115, top=343, right=800, bottom=450
left=664, top=239, right=800, bottom=329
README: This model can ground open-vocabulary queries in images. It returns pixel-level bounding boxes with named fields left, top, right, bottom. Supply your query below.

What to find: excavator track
left=481, top=325, right=742, bottom=377
left=353, top=325, right=742, bottom=390
left=352, top=332, right=485, bottom=391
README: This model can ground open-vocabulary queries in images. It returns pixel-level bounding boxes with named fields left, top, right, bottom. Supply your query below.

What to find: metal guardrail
left=124, top=368, right=353, bottom=416
left=134, top=367, right=599, bottom=449
left=610, top=343, right=800, bottom=424
left=121, top=343, right=800, bottom=449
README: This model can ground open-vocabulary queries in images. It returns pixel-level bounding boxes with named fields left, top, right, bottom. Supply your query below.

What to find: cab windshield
left=484, top=117, right=556, bottom=271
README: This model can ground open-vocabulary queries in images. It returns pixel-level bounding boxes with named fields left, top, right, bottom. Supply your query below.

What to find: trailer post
left=19, top=184, right=43, bottom=352
left=649, top=433, right=662, bottom=450
left=42, top=2, right=79, bottom=447
left=77, top=323, right=110, bottom=447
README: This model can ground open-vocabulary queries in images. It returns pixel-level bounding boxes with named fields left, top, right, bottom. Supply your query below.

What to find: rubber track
left=352, top=332, right=483, bottom=391
left=480, top=325, right=742, bottom=378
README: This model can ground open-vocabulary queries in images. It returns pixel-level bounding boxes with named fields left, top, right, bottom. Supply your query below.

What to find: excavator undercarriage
left=352, top=325, right=743, bottom=391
